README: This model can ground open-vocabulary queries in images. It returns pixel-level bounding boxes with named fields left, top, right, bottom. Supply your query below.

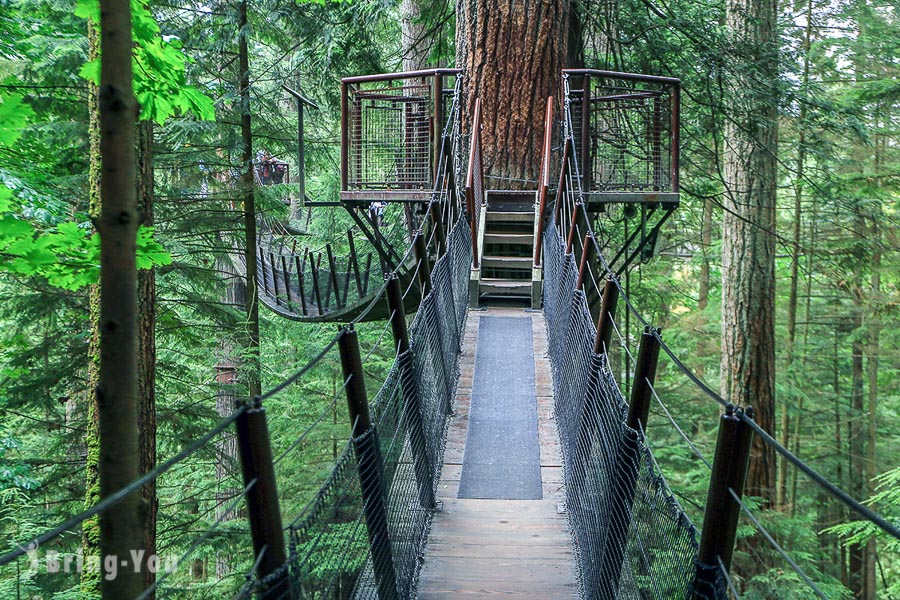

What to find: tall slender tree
left=719, top=0, right=779, bottom=506
left=96, top=0, right=142, bottom=595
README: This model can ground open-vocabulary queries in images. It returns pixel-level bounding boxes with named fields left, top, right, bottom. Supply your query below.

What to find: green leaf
left=0, top=94, right=34, bottom=148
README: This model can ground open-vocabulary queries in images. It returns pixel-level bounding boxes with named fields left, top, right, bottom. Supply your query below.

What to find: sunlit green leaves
left=75, top=0, right=216, bottom=125
left=0, top=93, right=34, bottom=148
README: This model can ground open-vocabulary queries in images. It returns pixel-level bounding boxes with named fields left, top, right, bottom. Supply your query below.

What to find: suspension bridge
left=1, top=68, right=897, bottom=600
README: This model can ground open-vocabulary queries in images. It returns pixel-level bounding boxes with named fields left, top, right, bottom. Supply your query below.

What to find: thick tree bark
left=457, top=0, right=570, bottom=186
left=81, top=20, right=102, bottom=599
left=720, top=0, right=778, bottom=505
left=400, top=0, right=432, bottom=71
left=137, top=119, right=157, bottom=595
left=97, top=0, right=142, bottom=594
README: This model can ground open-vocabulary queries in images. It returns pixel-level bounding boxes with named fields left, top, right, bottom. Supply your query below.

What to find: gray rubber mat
left=458, top=316, right=542, bottom=500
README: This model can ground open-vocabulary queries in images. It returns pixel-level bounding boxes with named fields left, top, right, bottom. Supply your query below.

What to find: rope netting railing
left=543, top=221, right=701, bottom=600
left=543, top=69, right=900, bottom=600
left=282, top=214, right=471, bottom=599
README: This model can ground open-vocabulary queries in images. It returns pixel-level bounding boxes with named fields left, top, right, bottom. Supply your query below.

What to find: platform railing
left=562, top=69, right=680, bottom=207
left=340, top=68, right=462, bottom=203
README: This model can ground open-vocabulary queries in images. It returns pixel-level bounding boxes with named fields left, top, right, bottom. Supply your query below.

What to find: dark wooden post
left=339, top=326, right=399, bottom=600
left=309, top=253, right=324, bottom=315
left=386, top=274, right=436, bottom=510
left=576, top=233, right=595, bottom=290
left=326, top=244, right=343, bottom=308
left=280, top=255, right=292, bottom=311
left=534, top=96, right=553, bottom=268
left=294, top=254, right=308, bottom=315
left=235, top=397, right=292, bottom=599
left=628, top=326, right=661, bottom=434
left=566, top=201, right=584, bottom=254
left=594, top=275, right=620, bottom=355
left=258, top=246, right=269, bottom=295
left=598, top=326, right=662, bottom=598
left=692, top=405, right=755, bottom=599
left=270, top=251, right=280, bottom=306
left=430, top=201, right=447, bottom=257
left=413, top=230, right=432, bottom=296
left=348, top=229, right=363, bottom=297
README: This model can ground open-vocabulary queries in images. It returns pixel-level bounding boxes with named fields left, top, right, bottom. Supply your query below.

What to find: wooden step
left=485, top=211, right=534, bottom=223
left=479, top=278, right=532, bottom=296
left=484, top=232, right=533, bottom=245
left=481, top=256, right=533, bottom=268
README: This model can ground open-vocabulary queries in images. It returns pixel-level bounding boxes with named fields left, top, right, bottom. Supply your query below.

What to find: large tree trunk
left=400, top=0, right=432, bottom=71
left=97, top=0, right=142, bottom=594
left=81, top=20, right=102, bottom=599
left=720, top=0, right=778, bottom=505
left=137, top=119, right=158, bottom=596
left=457, top=0, right=571, bottom=186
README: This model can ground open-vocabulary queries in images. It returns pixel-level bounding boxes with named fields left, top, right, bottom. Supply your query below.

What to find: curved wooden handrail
left=465, top=98, right=483, bottom=269
left=534, top=96, right=554, bottom=267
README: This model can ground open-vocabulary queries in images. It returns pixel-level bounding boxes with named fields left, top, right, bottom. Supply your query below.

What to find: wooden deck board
left=417, top=308, right=579, bottom=599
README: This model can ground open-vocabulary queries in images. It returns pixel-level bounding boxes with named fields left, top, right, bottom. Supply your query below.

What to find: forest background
left=0, top=0, right=896, bottom=597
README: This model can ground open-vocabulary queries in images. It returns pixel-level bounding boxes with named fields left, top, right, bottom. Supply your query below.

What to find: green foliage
left=74, top=0, right=215, bottom=125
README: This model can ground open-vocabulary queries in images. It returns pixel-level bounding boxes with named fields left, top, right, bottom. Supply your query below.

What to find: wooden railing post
left=339, top=326, right=399, bottom=600
left=566, top=201, right=584, bottom=254
left=598, top=326, right=661, bottom=598
left=627, top=326, right=661, bottom=435
left=413, top=230, right=432, bottom=296
left=386, top=274, right=436, bottom=510
left=235, top=397, right=292, bottom=599
left=534, top=96, right=553, bottom=268
left=576, top=233, right=595, bottom=290
left=430, top=201, right=447, bottom=258
left=692, top=405, right=754, bottom=599
left=594, top=275, right=620, bottom=355
left=466, top=98, right=483, bottom=270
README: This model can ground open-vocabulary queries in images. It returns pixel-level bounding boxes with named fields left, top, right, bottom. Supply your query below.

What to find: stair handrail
left=465, top=97, right=484, bottom=269
left=534, top=96, right=553, bottom=267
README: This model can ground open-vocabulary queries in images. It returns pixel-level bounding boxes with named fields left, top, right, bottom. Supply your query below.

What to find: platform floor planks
left=417, top=308, right=579, bottom=599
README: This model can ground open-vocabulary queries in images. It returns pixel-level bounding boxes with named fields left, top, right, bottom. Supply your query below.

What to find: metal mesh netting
left=568, top=76, right=674, bottom=195
left=542, top=222, right=706, bottom=600
left=348, top=81, right=433, bottom=191
left=283, top=214, right=472, bottom=599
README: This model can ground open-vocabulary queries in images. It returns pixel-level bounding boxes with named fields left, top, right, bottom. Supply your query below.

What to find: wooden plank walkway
left=417, top=308, right=579, bottom=599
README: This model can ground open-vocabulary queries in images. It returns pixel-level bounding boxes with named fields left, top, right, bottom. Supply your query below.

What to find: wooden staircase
left=478, top=190, right=538, bottom=303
